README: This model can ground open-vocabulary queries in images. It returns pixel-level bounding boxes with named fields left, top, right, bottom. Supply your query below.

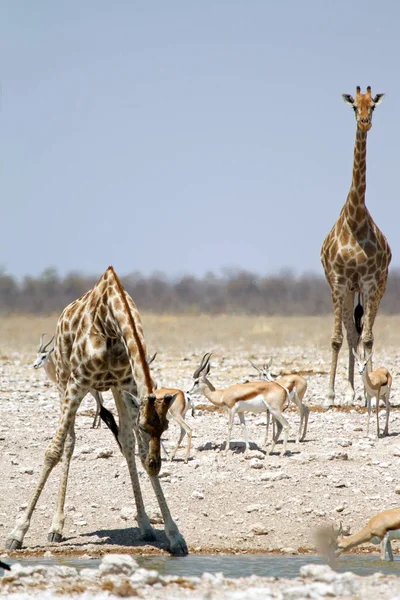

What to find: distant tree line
left=0, top=267, right=399, bottom=315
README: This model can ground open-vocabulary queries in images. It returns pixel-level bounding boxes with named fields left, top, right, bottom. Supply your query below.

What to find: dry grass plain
left=1, top=313, right=400, bottom=560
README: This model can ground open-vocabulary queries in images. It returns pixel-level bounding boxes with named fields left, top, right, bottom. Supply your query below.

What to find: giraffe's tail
left=354, top=292, right=364, bottom=336
left=99, top=405, right=122, bottom=453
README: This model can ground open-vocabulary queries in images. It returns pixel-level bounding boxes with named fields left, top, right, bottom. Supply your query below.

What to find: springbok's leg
left=366, top=395, right=372, bottom=436
left=267, top=409, right=289, bottom=456
left=383, top=389, right=390, bottom=437
left=264, top=410, right=271, bottom=447
left=291, top=392, right=305, bottom=444
left=300, top=405, right=310, bottom=442
left=169, top=414, right=192, bottom=463
left=90, top=390, right=103, bottom=428
left=326, top=290, right=344, bottom=405
left=237, top=412, right=249, bottom=453
left=48, top=414, right=76, bottom=542
left=6, top=378, right=85, bottom=549
left=149, top=476, right=188, bottom=556
left=111, top=388, right=155, bottom=542
left=376, top=389, right=381, bottom=438
left=225, top=408, right=235, bottom=453
left=381, top=534, right=394, bottom=561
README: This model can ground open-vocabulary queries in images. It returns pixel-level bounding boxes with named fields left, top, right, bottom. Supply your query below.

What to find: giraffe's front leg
left=112, top=389, right=155, bottom=542
left=325, top=291, right=344, bottom=407
left=149, top=476, right=188, bottom=556
left=6, top=382, right=82, bottom=549
left=47, top=416, right=76, bottom=543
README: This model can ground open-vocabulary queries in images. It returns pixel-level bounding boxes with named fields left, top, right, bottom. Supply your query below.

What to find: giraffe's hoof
left=47, top=532, right=63, bottom=543
left=5, top=538, right=22, bottom=550
left=141, top=528, right=157, bottom=542
left=169, top=535, right=188, bottom=556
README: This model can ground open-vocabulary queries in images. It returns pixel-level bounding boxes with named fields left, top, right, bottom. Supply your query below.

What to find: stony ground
left=0, top=314, right=400, bottom=596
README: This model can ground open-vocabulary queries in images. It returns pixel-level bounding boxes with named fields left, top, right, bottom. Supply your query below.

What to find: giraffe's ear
left=373, top=93, right=385, bottom=105
left=342, top=94, right=355, bottom=105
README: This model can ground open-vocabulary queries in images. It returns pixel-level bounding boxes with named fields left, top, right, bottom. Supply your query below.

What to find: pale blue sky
left=1, top=1, right=399, bottom=279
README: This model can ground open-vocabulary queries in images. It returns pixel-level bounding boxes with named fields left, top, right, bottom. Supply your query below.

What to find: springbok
left=318, top=508, right=400, bottom=561
left=352, top=349, right=391, bottom=437
left=188, top=353, right=292, bottom=456
left=33, top=333, right=104, bottom=429
left=249, top=359, right=310, bottom=444
left=147, top=354, right=195, bottom=464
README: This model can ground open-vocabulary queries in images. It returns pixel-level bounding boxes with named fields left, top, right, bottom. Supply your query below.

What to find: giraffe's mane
left=106, top=266, right=153, bottom=394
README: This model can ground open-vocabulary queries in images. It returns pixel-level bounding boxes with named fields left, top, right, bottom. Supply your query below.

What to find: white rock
left=96, top=448, right=113, bottom=459
left=261, top=471, right=290, bottom=482
left=130, top=567, right=160, bottom=585
left=246, top=504, right=262, bottom=513
left=300, top=563, right=337, bottom=583
left=250, top=458, right=264, bottom=469
left=120, top=506, right=135, bottom=521
left=80, top=567, right=99, bottom=580
left=190, top=491, right=205, bottom=500
left=99, top=554, right=139, bottom=576
left=251, top=523, right=269, bottom=535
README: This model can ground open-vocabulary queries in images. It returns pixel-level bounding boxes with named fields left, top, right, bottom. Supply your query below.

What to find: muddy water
left=3, top=553, right=400, bottom=578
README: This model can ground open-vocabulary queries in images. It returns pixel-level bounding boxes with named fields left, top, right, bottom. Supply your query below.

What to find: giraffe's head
left=138, top=392, right=177, bottom=476
left=342, top=87, right=385, bottom=132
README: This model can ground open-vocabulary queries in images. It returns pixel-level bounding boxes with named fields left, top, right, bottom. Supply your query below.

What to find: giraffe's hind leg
left=342, top=291, right=358, bottom=406
left=6, top=378, right=85, bottom=549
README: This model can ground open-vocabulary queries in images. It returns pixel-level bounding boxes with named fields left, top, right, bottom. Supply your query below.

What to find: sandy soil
left=0, top=313, right=399, bottom=562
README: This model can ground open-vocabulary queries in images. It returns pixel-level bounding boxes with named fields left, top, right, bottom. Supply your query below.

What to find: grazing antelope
left=33, top=333, right=104, bottom=429
left=352, top=349, right=391, bottom=437
left=156, top=387, right=194, bottom=463
left=147, top=354, right=195, bottom=464
left=249, top=359, right=310, bottom=444
left=319, top=508, right=400, bottom=561
left=188, top=353, right=291, bottom=456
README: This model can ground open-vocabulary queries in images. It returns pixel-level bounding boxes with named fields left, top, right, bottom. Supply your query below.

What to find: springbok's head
left=342, top=86, right=385, bottom=132
left=249, top=358, right=273, bottom=381
left=352, top=348, right=372, bottom=376
left=138, top=391, right=177, bottom=476
left=315, top=522, right=344, bottom=559
left=187, top=352, right=212, bottom=395
left=33, top=333, right=55, bottom=369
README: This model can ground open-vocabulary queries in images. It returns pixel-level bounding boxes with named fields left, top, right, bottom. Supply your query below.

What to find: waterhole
left=3, top=553, right=400, bottom=579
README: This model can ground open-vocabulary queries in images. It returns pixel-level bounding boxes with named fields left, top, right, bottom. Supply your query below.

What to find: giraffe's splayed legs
left=6, top=379, right=85, bottom=549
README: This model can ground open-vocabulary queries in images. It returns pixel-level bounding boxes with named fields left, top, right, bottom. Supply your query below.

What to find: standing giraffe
left=5, top=266, right=188, bottom=556
left=321, top=86, right=391, bottom=405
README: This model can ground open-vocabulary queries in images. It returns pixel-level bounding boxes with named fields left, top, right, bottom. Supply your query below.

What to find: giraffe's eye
left=371, top=105, right=375, bottom=111
left=352, top=106, right=357, bottom=112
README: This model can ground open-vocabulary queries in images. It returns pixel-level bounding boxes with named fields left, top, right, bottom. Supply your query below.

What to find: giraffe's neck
left=344, top=127, right=368, bottom=218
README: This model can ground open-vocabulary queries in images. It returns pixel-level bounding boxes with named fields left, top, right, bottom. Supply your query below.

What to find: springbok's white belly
left=365, top=384, right=389, bottom=399
left=236, top=395, right=267, bottom=414
left=386, top=529, right=400, bottom=541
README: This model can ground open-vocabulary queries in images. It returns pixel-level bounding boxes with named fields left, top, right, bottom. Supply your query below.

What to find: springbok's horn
left=43, top=334, right=55, bottom=351
left=147, top=352, right=157, bottom=366
left=193, top=352, right=212, bottom=378
left=38, top=333, right=46, bottom=351
left=249, top=360, right=261, bottom=373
